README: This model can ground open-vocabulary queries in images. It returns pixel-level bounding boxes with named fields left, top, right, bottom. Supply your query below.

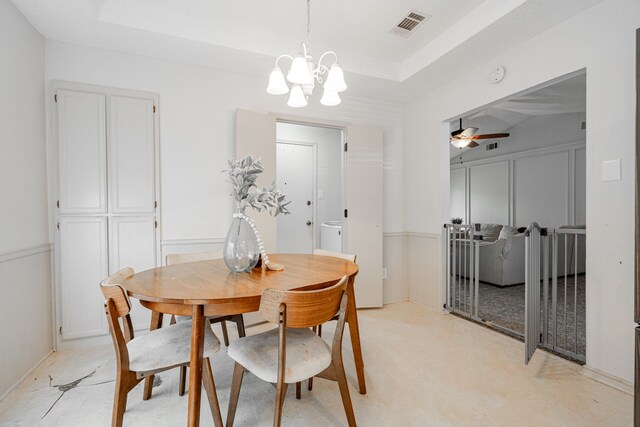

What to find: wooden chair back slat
left=166, top=251, right=223, bottom=265
left=313, top=249, right=357, bottom=263
left=100, top=267, right=134, bottom=317
left=259, top=275, right=348, bottom=328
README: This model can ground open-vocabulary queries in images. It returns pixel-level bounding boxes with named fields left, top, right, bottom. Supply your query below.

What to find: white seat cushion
left=227, top=328, right=331, bottom=384
left=127, top=320, right=220, bottom=375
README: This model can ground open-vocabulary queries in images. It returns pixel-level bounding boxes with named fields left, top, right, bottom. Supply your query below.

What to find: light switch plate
left=318, top=190, right=324, bottom=199
left=601, top=159, right=621, bottom=182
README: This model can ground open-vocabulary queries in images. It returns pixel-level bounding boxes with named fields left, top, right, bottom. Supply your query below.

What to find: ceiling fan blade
left=460, top=127, right=479, bottom=138
left=468, top=133, right=510, bottom=140
left=467, top=141, right=479, bottom=148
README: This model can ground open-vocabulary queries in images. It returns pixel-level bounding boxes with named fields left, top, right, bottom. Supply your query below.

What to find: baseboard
left=581, top=365, right=633, bottom=395
left=382, top=298, right=410, bottom=305
left=0, top=350, right=53, bottom=404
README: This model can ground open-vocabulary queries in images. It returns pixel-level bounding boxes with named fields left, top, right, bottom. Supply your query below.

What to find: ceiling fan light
left=450, top=138, right=472, bottom=148
left=287, top=84, right=308, bottom=108
left=320, top=88, right=341, bottom=106
left=287, top=53, right=312, bottom=85
left=324, top=63, right=347, bottom=92
left=266, top=67, right=289, bottom=95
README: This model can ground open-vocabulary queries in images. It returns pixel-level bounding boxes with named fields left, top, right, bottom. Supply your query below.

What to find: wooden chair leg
left=334, top=360, right=356, bottom=427
left=296, top=382, right=301, bottom=399
left=274, top=382, right=288, bottom=427
left=234, top=314, right=246, bottom=338
left=202, top=358, right=223, bottom=427
left=112, top=372, right=139, bottom=427
left=220, top=320, right=230, bottom=347
left=226, top=362, right=245, bottom=427
left=179, top=366, right=187, bottom=396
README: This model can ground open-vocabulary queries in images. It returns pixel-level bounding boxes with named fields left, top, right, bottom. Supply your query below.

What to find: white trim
left=405, top=232, right=440, bottom=239
left=581, top=365, right=633, bottom=395
left=0, top=243, right=52, bottom=264
left=161, top=238, right=225, bottom=246
left=0, top=350, right=53, bottom=404
left=383, top=232, right=406, bottom=238
left=450, top=140, right=585, bottom=170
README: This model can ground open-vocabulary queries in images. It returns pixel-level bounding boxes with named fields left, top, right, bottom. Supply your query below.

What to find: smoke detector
left=390, top=10, right=430, bottom=38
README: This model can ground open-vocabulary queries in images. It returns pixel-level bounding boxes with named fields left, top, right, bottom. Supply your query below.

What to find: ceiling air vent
left=390, top=10, right=430, bottom=38
left=486, top=142, right=499, bottom=151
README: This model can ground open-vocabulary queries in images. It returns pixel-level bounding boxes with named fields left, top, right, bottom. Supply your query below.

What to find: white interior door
left=59, top=216, right=108, bottom=339
left=235, top=109, right=277, bottom=252
left=345, top=125, right=383, bottom=308
left=276, top=143, right=314, bottom=254
left=108, top=95, right=156, bottom=214
left=56, top=89, right=107, bottom=214
left=109, top=216, right=156, bottom=330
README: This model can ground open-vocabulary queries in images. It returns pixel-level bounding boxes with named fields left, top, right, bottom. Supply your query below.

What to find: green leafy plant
left=225, top=155, right=291, bottom=216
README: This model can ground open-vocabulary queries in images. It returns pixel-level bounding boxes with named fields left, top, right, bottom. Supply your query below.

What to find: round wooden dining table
left=122, top=253, right=363, bottom=427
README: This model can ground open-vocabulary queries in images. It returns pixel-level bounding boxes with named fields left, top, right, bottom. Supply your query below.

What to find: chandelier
left=266, top=0, right=347, bottom=107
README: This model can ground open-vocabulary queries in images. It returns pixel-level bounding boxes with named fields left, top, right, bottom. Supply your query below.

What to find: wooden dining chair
left=303, top=249, right=358, bottom=393
left=225, top=276, right=356, bottom=427
left=100, top=268, right=223, bottom=427
left=165, top=250, right=247, bottom=397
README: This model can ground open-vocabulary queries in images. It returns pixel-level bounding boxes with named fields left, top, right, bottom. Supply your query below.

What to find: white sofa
left=454, top=223, right=585, bottom=287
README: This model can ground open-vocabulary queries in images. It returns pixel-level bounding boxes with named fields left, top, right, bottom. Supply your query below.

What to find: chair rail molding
left=160, top=238, right=225, bottom=246
left=0, top=243, right=53, bottom=264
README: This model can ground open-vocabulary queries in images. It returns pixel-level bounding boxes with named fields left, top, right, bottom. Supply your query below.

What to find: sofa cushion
left=498, top=225, right=521, bottom=240
left=476, top=223, right=503, bottom=242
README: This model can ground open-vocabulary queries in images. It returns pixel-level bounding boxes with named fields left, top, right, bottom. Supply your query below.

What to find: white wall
left=44, top=41, right=407, bottom=303
left=0, top=1, right=51, bottom=398
left=276, top=122, right=343, bottom=246
left=406, top=0, right=638, bottom=383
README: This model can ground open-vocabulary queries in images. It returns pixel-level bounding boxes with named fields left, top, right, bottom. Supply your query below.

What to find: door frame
left=49, top=80, right=161, bottom=350
left=275, top=140, right=319, bottom=252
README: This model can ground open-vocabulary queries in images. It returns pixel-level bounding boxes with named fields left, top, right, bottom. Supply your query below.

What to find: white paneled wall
left=449, top=168, right=466, bottom=222
left=451, top=142, right=585, bottom=229
left=468, top=161, right=509, bottom=225
left=513, top=151, right=569, bottom=228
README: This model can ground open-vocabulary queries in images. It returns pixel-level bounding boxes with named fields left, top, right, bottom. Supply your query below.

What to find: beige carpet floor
left=0, top=301, right=630, bottom=426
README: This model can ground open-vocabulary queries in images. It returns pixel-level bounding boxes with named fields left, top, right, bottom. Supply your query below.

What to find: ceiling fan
left=450, top=118, right=510, bottom=148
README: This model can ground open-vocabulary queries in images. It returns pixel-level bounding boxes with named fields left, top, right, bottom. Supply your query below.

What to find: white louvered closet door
left=55, top=83, right=159, bottom=345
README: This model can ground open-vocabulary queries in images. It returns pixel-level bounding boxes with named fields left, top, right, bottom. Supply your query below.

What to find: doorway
left=275, top=121, right=344, bottom=254
left=446, top=71, right=587, bottom=363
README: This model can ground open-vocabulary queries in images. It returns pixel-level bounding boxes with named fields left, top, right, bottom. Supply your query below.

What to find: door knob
left=307, top=200, right=312, bottom=206
left=306, top=221, right=313, bottom=226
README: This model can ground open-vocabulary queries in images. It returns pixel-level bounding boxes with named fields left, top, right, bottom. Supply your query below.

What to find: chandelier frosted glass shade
left=320, top=88, right=341, bottom=106
left=287, top=85, right=308, bottom=108
left=287, top=54, right=313, bottom=85
left=324, top=63, right=347, bottom=92
left=266, top=67, right=289, bottom=95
